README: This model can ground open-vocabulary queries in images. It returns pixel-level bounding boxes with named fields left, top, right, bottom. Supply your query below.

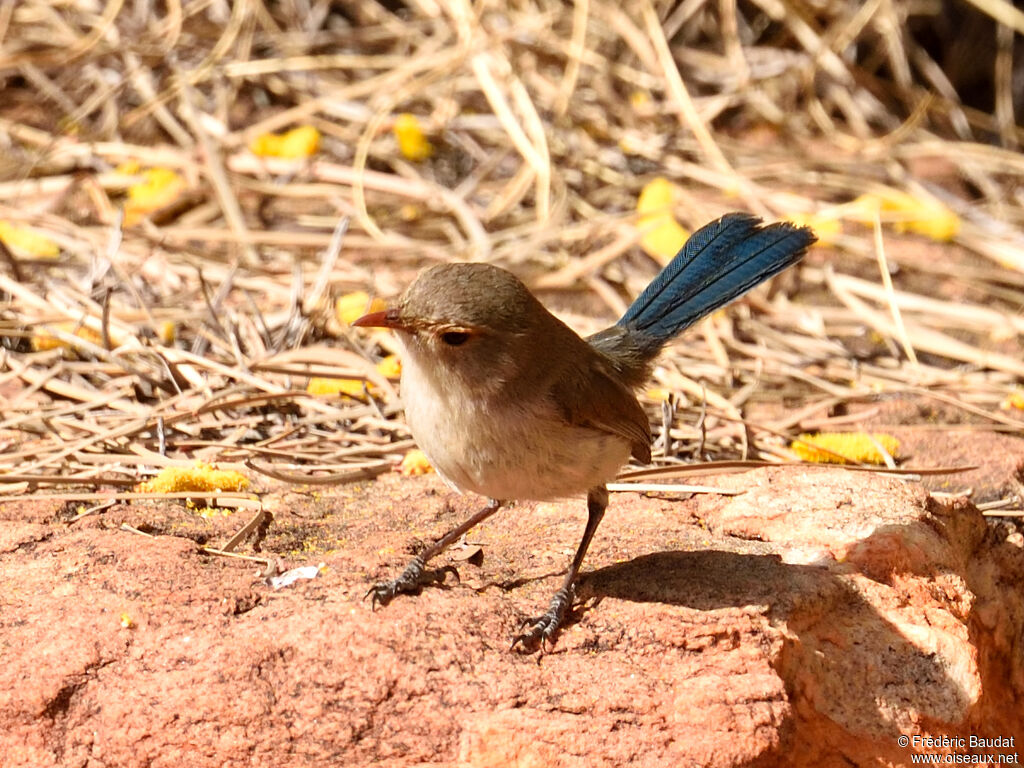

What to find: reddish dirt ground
left=3, top=459, right=1023, bottom=767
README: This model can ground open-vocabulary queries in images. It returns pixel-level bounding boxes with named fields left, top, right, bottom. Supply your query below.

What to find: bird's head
left=353, top=263, right=557, bottom=394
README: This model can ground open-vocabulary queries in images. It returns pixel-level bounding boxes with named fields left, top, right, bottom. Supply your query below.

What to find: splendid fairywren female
left=354, top=213, right=815, bottom=650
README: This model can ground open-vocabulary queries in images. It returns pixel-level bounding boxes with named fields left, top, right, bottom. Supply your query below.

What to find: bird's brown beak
left=352, top=307, right=405, bottom=329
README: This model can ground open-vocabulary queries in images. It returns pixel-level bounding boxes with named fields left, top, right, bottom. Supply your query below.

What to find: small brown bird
left=355, top=214, right=814, bottom=649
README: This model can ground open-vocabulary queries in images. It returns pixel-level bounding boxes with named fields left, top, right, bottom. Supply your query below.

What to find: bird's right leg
left=511, top=486, right=608, bottom=650
left=366, top=498, right=503, bottom=607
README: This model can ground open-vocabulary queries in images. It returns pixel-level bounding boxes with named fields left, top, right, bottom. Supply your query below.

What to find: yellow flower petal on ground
left=376, top=355, right=401, bottom=379
left=636, top=177, right=675, bottom=218
left=849, top=190, right=960, bottom=242
left=0, top=221, right=60, bottom=258
left=645, top=387, right=670, bottom=402
left=30, top=323, right=105, bottom=352
left=640, top=217, right=690, bottom=264
left=785, top=213, right=840, bottom=247
left=636, top=178, right=689, bottom=264
left=1001, top=389, right=1024, bottom=411
left=30, top=334, right=62, bottom=352
left=124, top=167, right=185, bottom=226
left=307, top=377, right=372, bottom=397
left=791, top=432, right=900, bottom=465
left=138, top=463, right=249, bottom=493
left=398, top=204, right=422, bottom=221
left=157, top=321, right=176, bottom=345
left=399, top=449, right=433, bottom=476
left=249, top=125, right=321, bottom=159
left=629, top=90, right=651, bottom=109
left=249, top=134, right=279, bottom=156
left=337, top=291, right=386, bottom=325
left=115, top=160, right=141, bottom=175
left=393, top=113, right=433, bottom=161
left=277, top=126, right=321, bottom=158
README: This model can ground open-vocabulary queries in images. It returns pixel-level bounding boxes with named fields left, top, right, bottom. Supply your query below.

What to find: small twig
left=120, top=523, right=154, bottom=537
left=218, top=506, right=272, bottom=553
left=245, top=459, right=391, bottom=485
left=67, top=499, right=118, bottom=524
left=200, top=546, right=273, bottom=567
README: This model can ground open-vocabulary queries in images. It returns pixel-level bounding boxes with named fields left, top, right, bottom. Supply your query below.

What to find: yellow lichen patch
left=791, top=432, right=900, bottom=465
left=848, top=190, right=960, bottom=242
left=249, top=125, right=321, bottom=159
left=636, top=178, right=689, bottom=264
left=399, top=449, right=433, bottom=476
left=0, top=221, right=60, bottom=259
left=194, top=505, right=234, bottom=518
left=785, top=212, right=840, bottom=247
left=337, top=291, right=386, bottom=325
left=393, top=113, right=433, bottom=161
left=123, top=167, right=186, bottom=226
left=307, top=376, right=371, bottom=398
left=376, top=355, right=401, bottom=379
left=30, top=323, right=105, bottom=352
left=138, top=463, right=249, bottom=493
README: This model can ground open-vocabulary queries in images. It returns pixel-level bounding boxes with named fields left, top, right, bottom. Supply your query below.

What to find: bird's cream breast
left=398, top=341, right=631, bottom=501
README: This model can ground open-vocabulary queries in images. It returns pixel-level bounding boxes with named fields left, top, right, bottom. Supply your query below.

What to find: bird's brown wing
left=550, top=354, right=652, bottom=464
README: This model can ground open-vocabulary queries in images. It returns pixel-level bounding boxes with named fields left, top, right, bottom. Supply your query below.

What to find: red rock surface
left=1, top=468, right=1022, bottom=767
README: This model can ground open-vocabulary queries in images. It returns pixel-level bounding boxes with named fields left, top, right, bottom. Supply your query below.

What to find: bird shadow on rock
left=578, top=548, right=974, bottom=744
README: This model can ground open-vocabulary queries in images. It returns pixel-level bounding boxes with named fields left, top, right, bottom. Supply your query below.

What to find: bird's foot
left=511, top=584, right=574, bottom=652
left=365, top=557, right=459, bottom=608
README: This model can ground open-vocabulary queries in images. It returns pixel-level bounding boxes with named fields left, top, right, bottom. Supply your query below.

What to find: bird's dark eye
left=440, top=331, right=470, bottom=346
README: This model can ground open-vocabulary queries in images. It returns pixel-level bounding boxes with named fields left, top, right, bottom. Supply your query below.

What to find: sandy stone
left=1, top=468, right=1021, bottom=767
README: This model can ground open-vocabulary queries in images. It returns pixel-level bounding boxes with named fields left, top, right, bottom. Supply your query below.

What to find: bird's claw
left=365, top=558, right=459, bottom=608
left=511, top=585, right=574, bottom=652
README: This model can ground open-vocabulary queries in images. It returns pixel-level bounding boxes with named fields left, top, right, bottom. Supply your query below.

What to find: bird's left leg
left=367, top=498, right=503, bottom=608
left=512, top=485, right=608, bottom=651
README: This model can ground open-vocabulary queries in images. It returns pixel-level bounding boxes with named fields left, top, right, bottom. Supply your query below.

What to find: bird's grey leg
left=512, top=485, right=608, bottom=651
left=367, top=498, right=503, bottom=608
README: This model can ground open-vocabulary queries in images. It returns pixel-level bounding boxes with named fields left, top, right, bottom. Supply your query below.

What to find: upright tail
left=588, top=213, right=815, bottom=386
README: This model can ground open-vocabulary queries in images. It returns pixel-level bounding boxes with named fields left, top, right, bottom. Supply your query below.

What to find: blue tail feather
left=618, top=213, right=814, bottom=343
